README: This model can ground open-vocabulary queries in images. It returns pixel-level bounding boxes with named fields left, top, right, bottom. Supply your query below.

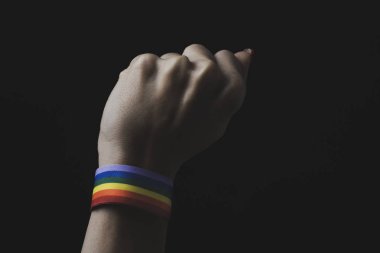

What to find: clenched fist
left=98, top=44, right=252, bottom=179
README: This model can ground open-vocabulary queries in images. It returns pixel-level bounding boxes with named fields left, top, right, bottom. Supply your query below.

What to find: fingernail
left=244, top=48, right=253, bottom=54
left=244, top=48, right=255, bottom=59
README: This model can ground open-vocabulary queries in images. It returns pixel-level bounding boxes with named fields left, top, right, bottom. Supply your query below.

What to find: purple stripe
left=95, top=164, right=173, bottom=186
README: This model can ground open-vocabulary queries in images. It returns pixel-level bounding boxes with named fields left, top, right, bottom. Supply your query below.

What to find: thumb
left=234, top=48, right=253, bottom=80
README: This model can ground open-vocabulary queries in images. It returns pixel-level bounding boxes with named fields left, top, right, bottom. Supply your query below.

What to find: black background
left=1, top=3, right=379, bottom=252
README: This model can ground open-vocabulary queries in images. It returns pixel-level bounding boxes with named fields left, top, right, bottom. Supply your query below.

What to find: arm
left=81, top=44, right=253, bottom=253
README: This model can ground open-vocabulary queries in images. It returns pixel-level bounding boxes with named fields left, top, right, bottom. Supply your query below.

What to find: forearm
left=82, top=150, right=175, bottom=253
left=81, top=44, right=252, bottom=252
left=82, top=205, right=169, bottom=253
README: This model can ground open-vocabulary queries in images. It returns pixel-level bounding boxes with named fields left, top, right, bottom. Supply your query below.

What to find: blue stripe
left=95, top=171, right=172, bottom=196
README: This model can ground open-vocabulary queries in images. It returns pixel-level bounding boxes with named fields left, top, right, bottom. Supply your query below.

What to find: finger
left=160, top=53, right=181, bottom=59
left=130, top=53, right=159, bottom=66
left=214, top=50, right=248, bottom=115
left=234, top=49, right=253, bottom=80
left=182, top=44, right=215, bottom=63
left=214, top=49, right=246, bottom=82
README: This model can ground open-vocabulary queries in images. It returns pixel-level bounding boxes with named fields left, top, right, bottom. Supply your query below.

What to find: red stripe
left=92, top=189, right=171, bottom=211
left=91, top=195, right=171, bottom=219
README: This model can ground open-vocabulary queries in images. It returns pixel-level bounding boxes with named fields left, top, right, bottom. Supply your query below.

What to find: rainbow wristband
left=91, top=164, right=173, bottom=219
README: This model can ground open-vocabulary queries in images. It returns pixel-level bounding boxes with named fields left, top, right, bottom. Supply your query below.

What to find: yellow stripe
left=93, top=183, right=171, bottom=205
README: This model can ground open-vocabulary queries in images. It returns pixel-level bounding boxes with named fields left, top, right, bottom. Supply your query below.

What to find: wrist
left=98, top=142, right=180, bottom=181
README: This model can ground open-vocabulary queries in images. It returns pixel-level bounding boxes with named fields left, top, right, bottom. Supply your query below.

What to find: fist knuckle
left=184, top=43, right=206, bottom=52
left=215, top=49, right=232, bottom=57
left=132, top=53, right=157, bottom=68
left=119, top=68, right=129, bottom=78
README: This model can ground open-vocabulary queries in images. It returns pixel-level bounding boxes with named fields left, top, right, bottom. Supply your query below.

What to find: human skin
left=81, top=44, right=253, bottom=253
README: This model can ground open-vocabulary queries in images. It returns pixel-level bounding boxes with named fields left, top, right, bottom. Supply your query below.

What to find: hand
left=98, top=44, right=252, bottom=179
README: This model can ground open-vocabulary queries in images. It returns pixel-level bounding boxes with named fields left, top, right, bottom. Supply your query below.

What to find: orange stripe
left=92, top=189, right=171, bottom=211
left=91, top=195, right=170, bottom=219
